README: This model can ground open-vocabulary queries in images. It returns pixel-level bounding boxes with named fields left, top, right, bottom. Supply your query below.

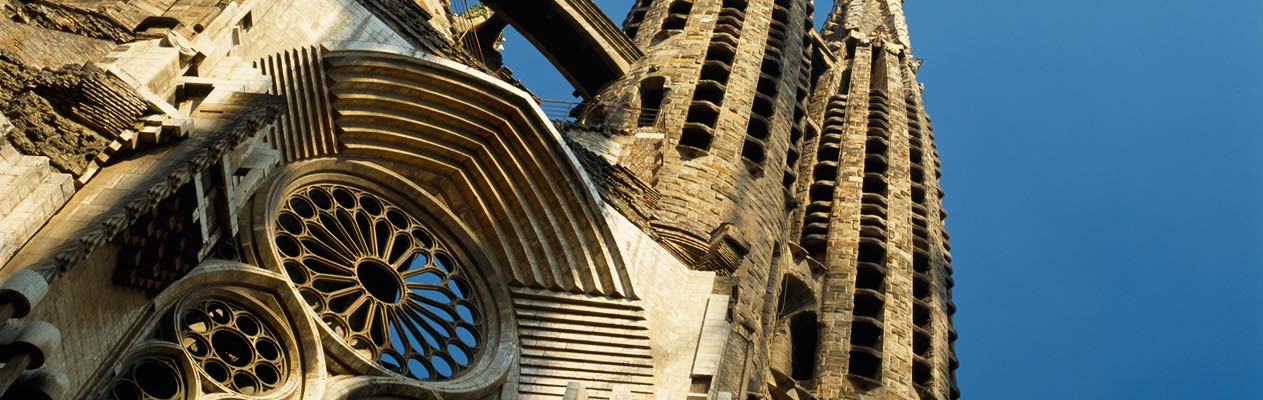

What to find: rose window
left=178, top=299, right=289, bottom=395
left=272, top=184, right=481, bottom=380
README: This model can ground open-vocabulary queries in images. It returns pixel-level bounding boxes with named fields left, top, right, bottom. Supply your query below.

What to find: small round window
left=272, top=183, right=482, bottom=380
left=104, top=355, right=187, bottom=400
left=177, top=299, right=289, bottom=395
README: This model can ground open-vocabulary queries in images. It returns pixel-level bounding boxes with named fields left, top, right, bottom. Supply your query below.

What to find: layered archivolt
left=317, top=48, right=635, bottom=299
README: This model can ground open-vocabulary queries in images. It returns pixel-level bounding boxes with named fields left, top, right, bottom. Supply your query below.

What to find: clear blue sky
left=498, top=1, right=1263, bottom=398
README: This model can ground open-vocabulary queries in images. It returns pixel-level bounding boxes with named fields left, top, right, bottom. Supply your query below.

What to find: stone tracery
left=176, top=298, right=290, bottom=396
left=273, top=183, right=482, bottom=381
left=104, top=354, right=187, bottom=400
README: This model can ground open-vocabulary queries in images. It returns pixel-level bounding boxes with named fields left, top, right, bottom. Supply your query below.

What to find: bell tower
left=589, top=0, right=961, bottom=398
left=799, top=1, right=960, bottom=399
left=582, top=0, right=825, bottom=395
left=595, top=0, right=819, bottom=274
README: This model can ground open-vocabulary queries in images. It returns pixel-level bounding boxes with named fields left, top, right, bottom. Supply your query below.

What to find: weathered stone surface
left=0, top=18, right=114, bottom=69
left=561, top=122, right=661, bottom=229
left=0, top=59, right=146, bottom=177
left=3, top=91, right=106, bottom=176
left=8, top=1, right=135, bottom=43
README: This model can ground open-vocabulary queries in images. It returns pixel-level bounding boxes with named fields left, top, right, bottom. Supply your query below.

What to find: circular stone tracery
left=273, top=183, right=482, bottom=380
left=105, top=355, right=186, bottom=400
left=178, top=299, right=289, bottom=396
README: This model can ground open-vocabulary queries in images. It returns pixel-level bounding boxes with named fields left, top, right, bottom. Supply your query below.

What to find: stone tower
left=582, top=1, right=822, bottom=395
left=802, top=1, right=961, bottom=399
left=0, top=0, right=956, bottom=399
left=578, top=0, right=960, bottom=398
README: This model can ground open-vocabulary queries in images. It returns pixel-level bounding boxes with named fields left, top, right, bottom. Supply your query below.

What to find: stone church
left=0, top=0, right=958, bottom=398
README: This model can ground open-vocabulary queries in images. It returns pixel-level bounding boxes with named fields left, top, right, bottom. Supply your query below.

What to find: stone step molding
left=0, top=142, right=75, bottom=266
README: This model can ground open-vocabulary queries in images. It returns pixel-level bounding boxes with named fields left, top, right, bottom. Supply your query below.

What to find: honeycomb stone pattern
left=273, top=183, right=482, bottom=381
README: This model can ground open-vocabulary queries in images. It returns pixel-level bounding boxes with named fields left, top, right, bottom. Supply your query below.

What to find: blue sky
left=498, top=1, right=1263, bottom=398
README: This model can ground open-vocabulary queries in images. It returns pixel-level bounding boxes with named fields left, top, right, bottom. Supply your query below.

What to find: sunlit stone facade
left=0, top=0, right=955, bottom=399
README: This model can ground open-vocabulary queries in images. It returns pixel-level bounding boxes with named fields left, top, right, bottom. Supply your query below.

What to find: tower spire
left=821, top=0, right=913, bottom=52
left=798, top=1, right=959, bottom=399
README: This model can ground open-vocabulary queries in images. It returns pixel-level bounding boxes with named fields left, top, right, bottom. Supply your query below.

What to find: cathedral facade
left=0, top=0, right=957, bottom=399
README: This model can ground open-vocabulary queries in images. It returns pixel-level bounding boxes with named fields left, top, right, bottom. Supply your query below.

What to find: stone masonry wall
left=799, top=1, right=961, bottom=398
left=588, top=0, right=829, bottom=398
left=813, top=42, right=872, bottom=399
left=904, top=67, right=961, bottom=399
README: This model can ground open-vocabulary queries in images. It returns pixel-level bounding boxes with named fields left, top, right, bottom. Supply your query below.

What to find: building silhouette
left=0, top=0, right=956, bottom=399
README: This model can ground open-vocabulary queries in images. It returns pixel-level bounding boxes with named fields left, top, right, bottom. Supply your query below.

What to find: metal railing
left=539, top=99, right=583, bottom=120
left=538, top=99, right=660, bottom=126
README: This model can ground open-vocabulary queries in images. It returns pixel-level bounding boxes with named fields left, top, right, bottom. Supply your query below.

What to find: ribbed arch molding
left=319, top=45, right=635, bottom=299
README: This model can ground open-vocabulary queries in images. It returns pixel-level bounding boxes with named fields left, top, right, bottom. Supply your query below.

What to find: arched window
left=776, top=274, right=820, bottom=383
left=660, top=0, right=693, bottom=32
left=789, top=312, right=819, bottom=381
left=638, top=77, right=666, bottom=127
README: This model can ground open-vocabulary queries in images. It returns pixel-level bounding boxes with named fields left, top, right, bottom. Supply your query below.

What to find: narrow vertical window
left=638, top=77, right=666, bottom=127
left=790, top=312, right=820, bottom=381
